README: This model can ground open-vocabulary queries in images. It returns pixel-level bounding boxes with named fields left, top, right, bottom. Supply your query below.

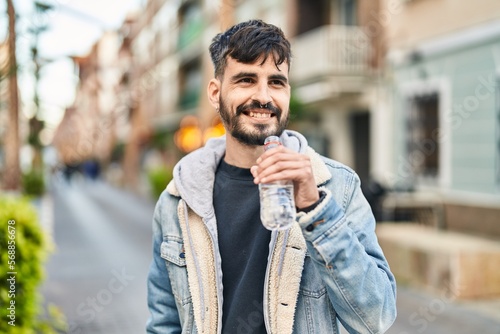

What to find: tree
left=3, top=0, right=21, bottom=190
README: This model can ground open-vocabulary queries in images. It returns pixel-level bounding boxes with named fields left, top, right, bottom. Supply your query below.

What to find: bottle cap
left=264, top=136, right=281, bottom=151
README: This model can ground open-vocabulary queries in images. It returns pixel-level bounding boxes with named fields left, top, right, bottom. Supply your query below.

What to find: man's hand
left=251, top=145, right=319, bottom=209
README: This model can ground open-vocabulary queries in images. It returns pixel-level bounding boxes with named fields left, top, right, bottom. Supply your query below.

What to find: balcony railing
left=291, top=25, right=372, bottom=83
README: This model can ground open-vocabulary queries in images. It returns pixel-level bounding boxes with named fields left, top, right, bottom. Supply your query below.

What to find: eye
left=269, top=79, right=286, bottom=87
left=238, top=77, right=254, bottom=84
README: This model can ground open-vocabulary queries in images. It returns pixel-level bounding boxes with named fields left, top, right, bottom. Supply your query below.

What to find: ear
left=207, top=78, right=221, bottom=110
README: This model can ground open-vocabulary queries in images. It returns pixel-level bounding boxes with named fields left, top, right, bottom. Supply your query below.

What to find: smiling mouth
left=246, top=111, right=275, bottom=119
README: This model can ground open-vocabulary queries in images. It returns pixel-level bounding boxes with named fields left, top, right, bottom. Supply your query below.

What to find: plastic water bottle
left=259, top=136, right=296, bottom=231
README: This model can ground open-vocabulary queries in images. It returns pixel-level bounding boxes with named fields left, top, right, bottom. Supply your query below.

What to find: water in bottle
left=259, top=136, right=296, bottom=230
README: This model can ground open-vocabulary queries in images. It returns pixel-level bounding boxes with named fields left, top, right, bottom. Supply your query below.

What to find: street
left=41, top=179, right=155, bottom=333
left=40, top=179, right=500, bottom=334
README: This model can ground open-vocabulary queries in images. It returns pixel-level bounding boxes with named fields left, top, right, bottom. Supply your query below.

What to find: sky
left=1, top=0, right=143, bottom=143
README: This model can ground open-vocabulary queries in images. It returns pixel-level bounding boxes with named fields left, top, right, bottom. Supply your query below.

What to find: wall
left=390, top=22, right=500, bottom=196
left=387, top=0, right=500, bottom=49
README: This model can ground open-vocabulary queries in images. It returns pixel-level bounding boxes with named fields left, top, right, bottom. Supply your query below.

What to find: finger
left=258, top=159, right=312, bottom=184
left=256, top=145, right=289, bottom=164
left=250, top=165, right=259, bottom=177
left=258, top=152, right=310, bottom=176
left=257, top=149, right=302, bottom=171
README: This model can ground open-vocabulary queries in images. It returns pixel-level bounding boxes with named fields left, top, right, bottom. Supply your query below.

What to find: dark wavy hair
left=209, top=19, right=292, bottom=78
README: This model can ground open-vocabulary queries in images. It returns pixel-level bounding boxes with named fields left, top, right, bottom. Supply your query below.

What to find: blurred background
left=1, top=0, right=500, bottom=333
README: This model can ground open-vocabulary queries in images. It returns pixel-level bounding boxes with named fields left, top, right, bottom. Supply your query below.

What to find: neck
left=224, top=135, right=264, bottom=168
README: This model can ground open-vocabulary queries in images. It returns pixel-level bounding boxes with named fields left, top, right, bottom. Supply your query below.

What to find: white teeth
left=249, top=112, right=271, bottom=118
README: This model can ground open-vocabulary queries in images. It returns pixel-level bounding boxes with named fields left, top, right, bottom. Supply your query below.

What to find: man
left=147, top=19, right=396, bottom=334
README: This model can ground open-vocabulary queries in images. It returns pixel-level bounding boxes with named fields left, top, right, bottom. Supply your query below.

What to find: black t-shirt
left=214, top=159, right=271, bottom=334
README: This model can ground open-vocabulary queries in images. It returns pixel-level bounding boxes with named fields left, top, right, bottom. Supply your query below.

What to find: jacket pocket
left=161, top=236, right=192, bottom=308
left=294, top=254, right=338, bottom=333
left=299, top=254, right=327, bottom=296
left=161, top=235, right=186, bottom=267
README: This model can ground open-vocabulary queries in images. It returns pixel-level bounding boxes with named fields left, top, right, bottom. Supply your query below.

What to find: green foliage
left=0, top=196, right=66, bottom=333
left=22, top=170, right=45, bottom=197
left=178, top=88, right=201, bottom=110
left=150, top=130, right=174, bottom=151
left=147, top=166, right=173, bottom=200
left=289, top=91, right=307, bottom=121
left=110, top=142, right=125, bottom=163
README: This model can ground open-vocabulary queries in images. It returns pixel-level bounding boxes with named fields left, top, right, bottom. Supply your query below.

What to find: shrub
left=147, top=166, right=173, bottom=200
left=21, top=170, right=45, bottom=197
left=0, top=196, right=65, bottom=333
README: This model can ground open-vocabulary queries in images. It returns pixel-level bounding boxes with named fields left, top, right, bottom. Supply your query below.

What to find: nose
left=251, top=82, right=272, bottom=106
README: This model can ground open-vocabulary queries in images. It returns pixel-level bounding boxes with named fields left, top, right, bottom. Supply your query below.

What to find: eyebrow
left=269, top=74, right=288, bottom=84
left=230, top=72, right=257, bottom=82
left=230, top=72, right=288, bottom=84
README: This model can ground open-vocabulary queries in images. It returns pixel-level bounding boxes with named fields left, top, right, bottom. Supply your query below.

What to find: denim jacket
left=147, top=130, right=396, bottom=334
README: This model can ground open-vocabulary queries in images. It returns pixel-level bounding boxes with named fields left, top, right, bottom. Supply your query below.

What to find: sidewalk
left=377, top=223, right=500, bottom=334
left=386, top=285, right=500, bottom=334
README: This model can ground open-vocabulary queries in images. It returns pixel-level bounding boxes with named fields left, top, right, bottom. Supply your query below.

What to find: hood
left=171, top=130, right=309, bottom=219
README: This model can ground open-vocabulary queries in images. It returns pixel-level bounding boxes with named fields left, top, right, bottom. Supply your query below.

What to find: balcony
left=290, top=25, right=373, bottom=103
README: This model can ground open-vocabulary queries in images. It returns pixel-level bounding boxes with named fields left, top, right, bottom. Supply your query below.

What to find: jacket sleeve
left=146, top=195, right=182, bottom=333
left=296, top=170, right=397, bottom=334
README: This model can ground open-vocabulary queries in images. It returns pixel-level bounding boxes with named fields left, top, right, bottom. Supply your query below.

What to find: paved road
left=41, top=179, right=500, bottom=334
left=41, top=179, right=155, bottom=333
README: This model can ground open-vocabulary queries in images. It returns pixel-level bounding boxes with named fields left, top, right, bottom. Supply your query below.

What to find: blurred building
left=285, top=0, right=383, bottom=186
left=52, top=31, right=122, bottom=169
left=381, top=0, right=500, bottom=237
left=114, top=0, right=235, bottom=189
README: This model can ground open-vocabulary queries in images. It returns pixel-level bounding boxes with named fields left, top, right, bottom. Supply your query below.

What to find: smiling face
left=208, top=55, right=291, bottom=146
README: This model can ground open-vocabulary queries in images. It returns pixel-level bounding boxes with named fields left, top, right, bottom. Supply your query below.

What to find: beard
left=218, top=97, right=289, bottom=146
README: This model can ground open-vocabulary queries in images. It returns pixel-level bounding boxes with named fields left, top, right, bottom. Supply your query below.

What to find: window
left=406, top=93, right=440, bottom=178
left=340, top=0, right=357, bottom=26
left=296, top=0, right=330, bottom=35
left=178, top=1, right=203, bottom=50
left=178, top=59, right=201, bottom=110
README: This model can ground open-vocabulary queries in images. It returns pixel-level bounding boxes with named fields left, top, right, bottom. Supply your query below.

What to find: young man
left=147, top=20, right=396, bottom=334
